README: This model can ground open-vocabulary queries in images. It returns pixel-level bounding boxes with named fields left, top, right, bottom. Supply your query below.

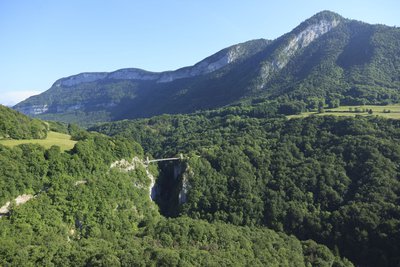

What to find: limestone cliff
left=52, top=39, right=271, bottom=87
left=258, top=17, right=341, bottom=88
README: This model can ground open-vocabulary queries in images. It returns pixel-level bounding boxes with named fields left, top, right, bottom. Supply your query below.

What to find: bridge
left=146, top=153, right=183, bottom=164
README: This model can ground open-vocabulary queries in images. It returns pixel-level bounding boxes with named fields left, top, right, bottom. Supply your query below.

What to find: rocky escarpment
left=110, top=157, right=156, bottom=199
left=15, top=104, right=49, bottom=116
left=16, top=11, right=394, bottom=124
left=258, top=17, right=341, bottom=88
left=110, top=157, right=190, bottom=211
left=178, top=165, right=192, bottom=205
left=53, top=39, right=271, bottom=87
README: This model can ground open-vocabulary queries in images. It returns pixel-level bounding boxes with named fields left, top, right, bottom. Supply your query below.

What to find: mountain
left=13, top=38, right=271, bottom=125
left=14, top=11, right=400, bottom=125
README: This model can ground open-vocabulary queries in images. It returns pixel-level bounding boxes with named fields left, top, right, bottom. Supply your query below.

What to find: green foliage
left=47, top=120, right=69, bottom=134
left=142, top=217, right=350, bottom=267
left=94, top=113, right=400, bottom=267
left=278, top=101, right=306, bottom=115
left=0, top=105, right=48, bottom=139
left=0, top=125, right=350, bottom=266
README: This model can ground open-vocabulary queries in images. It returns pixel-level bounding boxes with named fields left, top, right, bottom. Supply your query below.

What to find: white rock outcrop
left=52, top=40, right=268, bottom=87
left=16, top=104, right=49, bottom=115
left=0, top=194, right=34, bottom=217
left=51, top=19, right=339, bottom=91
left=110, top=157, right=156, bottom=200
left=54, top=73, right=108, bottom=87
left=178, top=166, right=193, bottom=205
left=259, top=19, right=340, bottom=87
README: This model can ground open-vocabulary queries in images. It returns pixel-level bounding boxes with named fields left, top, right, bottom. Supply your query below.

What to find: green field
left=0, top=131, right=77, bottom=151
left=288, top=104, right=400, bottom=120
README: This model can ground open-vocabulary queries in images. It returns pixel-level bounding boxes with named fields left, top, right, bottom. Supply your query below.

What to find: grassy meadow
left=0, top=131, right=77, bottom=151
left=288, top=104, right=400, bottom=120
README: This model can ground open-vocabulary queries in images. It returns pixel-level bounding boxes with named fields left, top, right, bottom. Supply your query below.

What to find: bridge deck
left=147, top=157, right=180, bottom=163
left=146, top=154, right=183, bottom=164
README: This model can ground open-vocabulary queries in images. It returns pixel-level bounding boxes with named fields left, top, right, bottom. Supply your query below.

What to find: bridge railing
left=145, top=153, right=183, bottom=164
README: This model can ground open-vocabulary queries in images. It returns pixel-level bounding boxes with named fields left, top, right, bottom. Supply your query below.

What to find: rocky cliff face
left=110, top=157, right=157, bottom=200
left=53, top=17, right=339, bottom=89
left=52, top=39, right=271, bottom=88
left=258, top=18, right=341, bottom=88
left=178, top=165, right=193, bottom=205
left=16, top=104, right=49, bottom=115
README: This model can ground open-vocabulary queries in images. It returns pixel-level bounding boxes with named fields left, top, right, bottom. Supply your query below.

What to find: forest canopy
left=94, top=113, right=400, bottom=267
left=0, top=128, right=351, bottom=266
left=0, top=105, right=48, bottom=139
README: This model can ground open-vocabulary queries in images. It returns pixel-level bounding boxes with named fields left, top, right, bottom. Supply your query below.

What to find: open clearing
left=288, top=104, right=400, bottom=120
left=0, top=131, right=77, bottom=151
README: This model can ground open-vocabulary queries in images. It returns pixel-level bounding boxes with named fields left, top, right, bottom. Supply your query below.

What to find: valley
left=1, top=9, right=400, bottom=267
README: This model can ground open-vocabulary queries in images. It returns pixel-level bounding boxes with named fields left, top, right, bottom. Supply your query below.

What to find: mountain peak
left=256, top=11, right=342, bottom=88
left=13, top=12, right=400, bottom=126
left=290, top=10, right=343, bottom=35
left=313, top=10, right=343, bottom=19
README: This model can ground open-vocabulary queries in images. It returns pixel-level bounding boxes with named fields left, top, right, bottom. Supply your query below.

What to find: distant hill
left=0, top=105, right=48, bottom=139
left=14, top=11, right=400, bottom=125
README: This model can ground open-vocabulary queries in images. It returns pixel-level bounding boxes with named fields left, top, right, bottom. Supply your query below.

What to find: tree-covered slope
left=13, top=11, right=400, bottom=126
left=0, top=105, right=48, bottom=139
left=0, top=124, right=350, bottom=266
left=267, top=20, right=400, bottom=105
left=93, top=114, right=400, bottom=267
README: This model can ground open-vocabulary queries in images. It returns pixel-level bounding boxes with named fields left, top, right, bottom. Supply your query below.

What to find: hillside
left=13, top=11, right=400, bottom=126
left=93, top=112, right=400, bottom=267
left=0, top=119, right=350, bottom=266
left=0, top=105, right=48, bottom=139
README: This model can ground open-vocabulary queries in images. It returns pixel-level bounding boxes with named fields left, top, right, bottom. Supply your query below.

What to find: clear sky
left=0, top=0, right=399, bottom=106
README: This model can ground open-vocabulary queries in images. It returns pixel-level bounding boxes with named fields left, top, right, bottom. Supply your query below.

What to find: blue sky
left=0, top=0, right=399, bottom=106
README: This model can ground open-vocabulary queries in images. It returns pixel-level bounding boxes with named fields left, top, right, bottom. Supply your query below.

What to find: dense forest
left=0, top=105, right=48, bottom=139
left=4, top=9, right=400, bottom=267
left=2, top=103, right=399, bottom=266
left=0, top=120, right=350, bottom=266
left=94, top=112, right=400, bottom=267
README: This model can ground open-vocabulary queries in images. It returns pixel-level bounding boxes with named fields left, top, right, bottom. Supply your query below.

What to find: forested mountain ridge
left=14, top=11, right=400, bottom=126
left=0, top=105, right=48, bottom=139
left=0, top=117, right=351, bottom=266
